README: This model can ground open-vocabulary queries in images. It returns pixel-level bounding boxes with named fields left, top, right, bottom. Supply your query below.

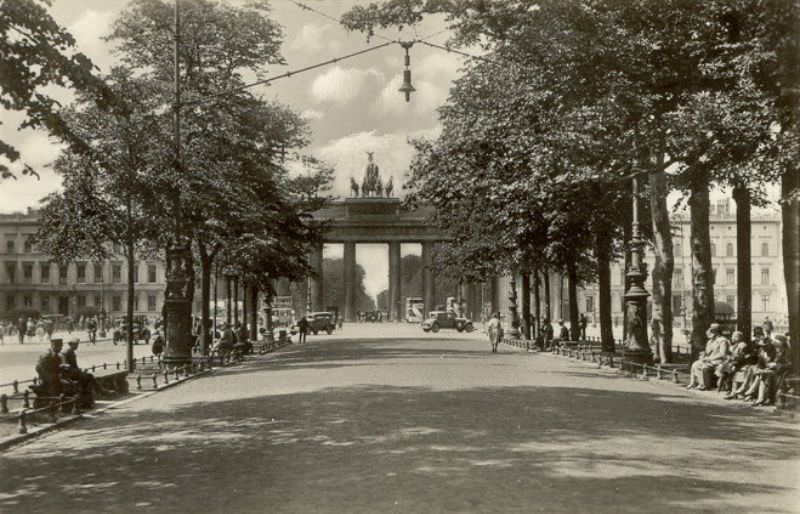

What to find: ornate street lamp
left=623, top=173, right=653, bottom=367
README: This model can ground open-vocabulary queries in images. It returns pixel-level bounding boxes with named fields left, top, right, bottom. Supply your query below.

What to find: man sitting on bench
left=35, top=338, right=78, bottom=401
left=62, top=339, right=103, bottom=406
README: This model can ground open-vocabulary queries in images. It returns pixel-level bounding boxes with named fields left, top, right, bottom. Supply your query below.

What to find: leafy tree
left=1, top=0, right=117, bottom=179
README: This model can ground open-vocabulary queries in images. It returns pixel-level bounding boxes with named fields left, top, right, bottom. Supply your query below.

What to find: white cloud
left=68, top=10, right=115, bottom=72
left=309, top=66, right=384, bottom=104
left=300, top=108, right=324, bottom=121
left=290, top=23, right=342, bottom=56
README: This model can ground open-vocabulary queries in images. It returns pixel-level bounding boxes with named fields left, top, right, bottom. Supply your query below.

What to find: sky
left=0, top=0, right=783, bottom=301
left=0, top=0, right=465, bottom=299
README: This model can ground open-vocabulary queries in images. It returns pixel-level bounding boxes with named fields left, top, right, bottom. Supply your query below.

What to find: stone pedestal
left=163, top=245, right=194, bottom=367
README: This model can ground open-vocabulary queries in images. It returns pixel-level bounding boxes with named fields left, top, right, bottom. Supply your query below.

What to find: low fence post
left=23, top=390, right=30, bottom=409
left=0, top=394, right=8, bottom=414
left=136, top=374, right=142, bottom=390
left=12, top=380, right=19, bottom=394
left=18, top=410, right=27, bottom=434
left=163, top=370, right=169, bottom=385
left=672, top=370, right=680, bottom=383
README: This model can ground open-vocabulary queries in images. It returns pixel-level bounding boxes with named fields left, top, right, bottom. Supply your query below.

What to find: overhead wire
left=285, top=0, right=395, bottom=43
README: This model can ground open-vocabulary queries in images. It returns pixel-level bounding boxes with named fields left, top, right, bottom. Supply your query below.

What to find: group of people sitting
left=35, top=338, right=103, bottom=409
left=213, top=322, right=252, bottom=361
left=686, top=320, right=792, bottom=406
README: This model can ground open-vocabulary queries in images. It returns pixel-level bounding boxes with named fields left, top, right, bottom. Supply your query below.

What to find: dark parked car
left=113, top=317, right=151, bottom=345
left=292, top=312, right=336, bottom=335
left=421, top=311, right=474, bottom=333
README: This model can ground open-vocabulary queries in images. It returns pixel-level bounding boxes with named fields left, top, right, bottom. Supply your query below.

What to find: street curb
left=0, top=368, right=214, bottom=452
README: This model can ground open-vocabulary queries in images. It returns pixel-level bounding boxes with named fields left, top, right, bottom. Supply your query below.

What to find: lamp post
left=623, top=173, right=653, bottom=367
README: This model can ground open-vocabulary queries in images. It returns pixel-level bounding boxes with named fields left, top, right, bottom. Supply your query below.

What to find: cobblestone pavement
left=0, top=325, right=798, bottom=514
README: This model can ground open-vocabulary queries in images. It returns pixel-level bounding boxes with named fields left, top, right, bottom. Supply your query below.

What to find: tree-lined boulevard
left=1, top=326, right=798, bottom=513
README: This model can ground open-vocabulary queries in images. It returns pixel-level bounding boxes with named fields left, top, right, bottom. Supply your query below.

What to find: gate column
left=422, top=242, right=436, bottom=316
left=309, top=244, right=324, bottom=312
left=343, top=242, right=356, bottom=321
left=388, top=242, right=402, bottom=321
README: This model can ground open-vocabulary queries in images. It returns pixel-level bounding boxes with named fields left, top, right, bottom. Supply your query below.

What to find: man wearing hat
left=686, top=323, right=730, bottom=390
left=62, top=338, right=102, bottom=405
left=35, top=338, right=66, bottom=396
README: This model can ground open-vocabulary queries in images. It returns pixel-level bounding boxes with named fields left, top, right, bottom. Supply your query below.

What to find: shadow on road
left=1, top=375, right=797, bottom=513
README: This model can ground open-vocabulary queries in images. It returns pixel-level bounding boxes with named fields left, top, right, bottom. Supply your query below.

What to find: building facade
left=0, top=209, right=167, bottom=322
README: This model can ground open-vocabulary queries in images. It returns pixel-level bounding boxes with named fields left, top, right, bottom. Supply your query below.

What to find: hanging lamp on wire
left=398, top=41, right=416, bottom=102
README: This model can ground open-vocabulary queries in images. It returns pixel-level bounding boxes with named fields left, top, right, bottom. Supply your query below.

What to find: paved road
left=0, top=325, right=798, bottom=513
left=0, top=336, right=153, bottom=387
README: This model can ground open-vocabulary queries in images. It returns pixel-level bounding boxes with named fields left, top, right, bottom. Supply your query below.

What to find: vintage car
left=292, top=311, right=336, bottom=335
left=113, top=316, right=151, bottom=344
left=421, top=311, right=474, bottom=333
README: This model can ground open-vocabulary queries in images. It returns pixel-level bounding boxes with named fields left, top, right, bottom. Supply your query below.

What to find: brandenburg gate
left=308, top=154, right=492, bottom=322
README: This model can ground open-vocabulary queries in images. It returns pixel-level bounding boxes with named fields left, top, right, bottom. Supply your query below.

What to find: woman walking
left=487, top=312, right=502, bottom=353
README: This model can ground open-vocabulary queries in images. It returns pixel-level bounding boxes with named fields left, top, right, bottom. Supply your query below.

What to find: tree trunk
left=733, top=184, right=752, bottom=343
left=198, top=246, right=212, bottom=355
left=783, top=168, right=800, bottom=374
left=521, top=272, right=531, bottom=339
left=543, top=271, right=551, bottom=321
left=689, top=177, right=715, bottom=358
left=225, top=278, right=232, bottom=325
left=508, top=274, right=519, bottom=332
left=532, top=271, right=541, bottom=340
left=126, top=237, right=135, bottom=372
left=248, top=283, right=258, bottom=341
left=242, top=283, right=248, bottom=327
left=650, top=165, right=674, bottom=363
left=596, top=234, right=615, bottom=353
left=567, top=261, right=579, bottom=341
left=233, top=277, right=239, bottom=326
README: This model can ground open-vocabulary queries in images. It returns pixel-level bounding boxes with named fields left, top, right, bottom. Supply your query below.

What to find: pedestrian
left=45, top=317, right=54, bottom=341
left=297, top=316, right=309, bottom=344
left=557, top=319, right=569, bottom=345
left=26, top=317, right=35, bottom=337
left=542, top=318, right=553, bottom=350
left=66, top=316, right=74, bottom=334
left=486, top=312, right=502, bottom=353
left=151, top=330, right=165, bottom=359
left=218, top=323, right=235, bottom=362
left=17, top=317, right=26, bottom=344
left=35, top=319, right=45, bottom=342
left=0, top=320, right=5, bottom=345
left=579, top=313, right=588, bottom=341
left=61, top=339, right=102, bottom=406
left=87, top=316, right=98, bottom=345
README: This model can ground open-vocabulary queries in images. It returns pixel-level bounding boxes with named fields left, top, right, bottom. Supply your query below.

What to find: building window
left=717, top=199, right=729, bottom=216
left=674, top=244, right=681, bottom=257
left=761, top=268, right=770, bottom=285
left=585, top=295, right=594, bottom=313
left=112, top=295, right=122, bottom=312
left=761, top=242, right=769, bottom=257
left=147, top=264, right=157, bottom=283
left=40, top=262, right=50, bottom=284
left=132, top=263, right=139, bottom=284
left=76, top=262, right=86, bottom=283
left=58, top=264, right=67, bottom=285
left=673, top=294, right=682, bottom=312
left=674, top=268, right=683, bottom=288
left=41, top=295, right=50, bottom=311
left=147, top=294, right=157, bottom=312
left=23, top=262, right=33, bottom=280
left=94, top=295, right=102, bottom=308
left=726, top=243, right=734, bottom=257
left=5, top=262, right=16, bottom=284
left=112, top=264, right=122, bottom=283
left=133, top=294, right=140, bottom=312
left=112, top=243, right=122, bottom=255
left=726, top=294, right=735, bottom=307
left=762, top=294, right=770, bottom=312
left=23, top=238, right=32, bottom=253
left=23, top=295, right=33, bottom=307
left=726, top=268, right=735, bottom=286
left=710, top=243, right=716, bottom=257
left=94, top=263, right=103, bottom=283
left=5, top=238, right=14, bottom=253
left=5, top=294, right=15, bottom=310
left=712, top=268, right=717, bottom=285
